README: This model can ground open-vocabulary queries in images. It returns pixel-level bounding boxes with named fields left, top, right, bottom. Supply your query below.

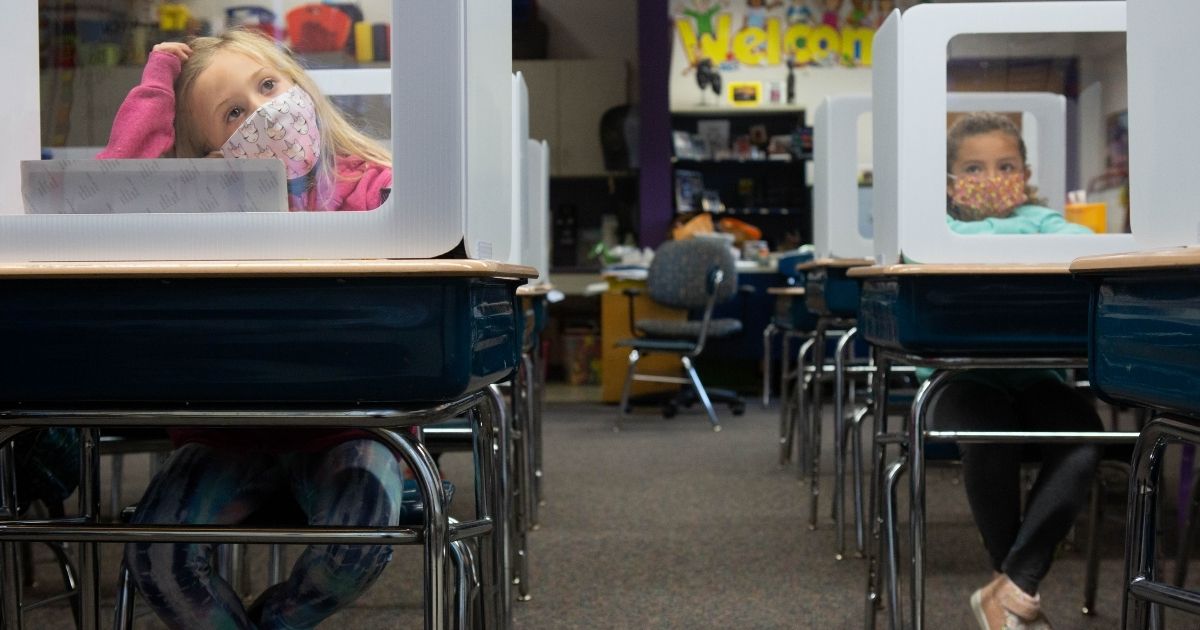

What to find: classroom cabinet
left=513, top=59, right=629, bottom=177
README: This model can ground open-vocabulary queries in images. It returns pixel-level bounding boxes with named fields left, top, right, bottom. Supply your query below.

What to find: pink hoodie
left=100, top=51, right=395, bottom=453
left=98, top=51, right=393, bottom=212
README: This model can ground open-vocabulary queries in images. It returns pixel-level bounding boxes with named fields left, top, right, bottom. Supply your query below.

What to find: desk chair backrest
left=647, top=238, right=737, bottom=310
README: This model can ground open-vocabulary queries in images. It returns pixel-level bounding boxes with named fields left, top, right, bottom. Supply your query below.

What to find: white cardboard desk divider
left=526, top=139, right=550, bottom=282
left=1127, top=0, right=1200, bottom=247
left=510, top=73, right=530, bottom=266
left=872, top=2, right=1135, bottom=264
left=0, top=1, right=511, bottom=262
left=815, top=92, right=1067, bottom=260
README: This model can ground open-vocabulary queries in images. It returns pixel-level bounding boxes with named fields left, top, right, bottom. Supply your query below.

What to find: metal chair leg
left=615, top=349, right=641, bottom=432
left=681, top=356, right=721, bottom=431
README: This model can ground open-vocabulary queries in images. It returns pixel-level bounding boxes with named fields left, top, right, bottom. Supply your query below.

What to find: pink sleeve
left=96, top=52, right=182, bottom=159
left=338, top=165, right=393, bottom=211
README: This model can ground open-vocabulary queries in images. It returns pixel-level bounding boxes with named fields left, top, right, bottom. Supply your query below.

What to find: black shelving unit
left=671, top=111, right=812, bottom=249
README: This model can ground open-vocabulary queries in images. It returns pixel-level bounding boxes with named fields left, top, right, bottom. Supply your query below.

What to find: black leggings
left=927, top=373, right=1102, bottom=595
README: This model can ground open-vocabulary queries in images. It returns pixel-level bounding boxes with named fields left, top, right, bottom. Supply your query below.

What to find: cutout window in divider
left=4, top=0, right=511, bottom=262
left=872, top=2, right=1134, bottom=264
left=815, top=91, right=1067, bottom=261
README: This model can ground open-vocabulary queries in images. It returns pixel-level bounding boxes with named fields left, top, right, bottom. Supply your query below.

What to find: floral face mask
left=948, top=172, right=1028, bottom=221
left=220, top=86, right=320, bottom=180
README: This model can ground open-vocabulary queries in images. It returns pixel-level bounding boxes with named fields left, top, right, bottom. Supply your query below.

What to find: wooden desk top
left=766, top=286, right=807, bottom=296
left=847, top=263, right=1072, bottom=278
left=516, top=282, right=554, bottom=297
left=795, top=257, right=874, bottom=272
left=0, top=259, right=539, bottom=280
left=1070, top=247, right=1200, bottom=274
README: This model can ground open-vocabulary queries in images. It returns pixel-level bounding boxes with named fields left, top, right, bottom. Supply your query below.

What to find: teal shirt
left=914, top=204, right=1090, bottom=387
left=946, top=204, right=1094, bottom=236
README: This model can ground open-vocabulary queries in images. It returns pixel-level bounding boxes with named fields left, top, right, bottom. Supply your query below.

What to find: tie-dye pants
left=125, top=439, right=403, bottom=630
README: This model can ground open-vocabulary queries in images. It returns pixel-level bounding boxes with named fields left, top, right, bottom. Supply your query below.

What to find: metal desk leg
left=834, top=327, right=858, bottom=559
left=79, top=428, right=101, bottom=630
left=795, top=338, right=815, bottom=481
left=809, top=321, right=828, bottom=531
left=486, top=385, right=514, bottom=629
left=863, top=352, right=889, bottom=630
left=0, top=438, right=22, bottom=630
left=1120, top=418, right=1200, bottom=630
left=531, top=341, right=545, bottom=522
left=763, top=323, right=778, bottom=408
left=370, top=428, right=449, bottom=630
left=514, top=355, right=535, bottom=602
left=851, top=405, right=870, bottom=556
left=883, top=457, right=907, bottom=630
left=778, top=327, right=794, bottom=466
left=909, top=371, right=950, bottom=630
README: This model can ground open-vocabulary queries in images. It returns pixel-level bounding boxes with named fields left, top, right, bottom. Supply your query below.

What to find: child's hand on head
left=152, top=42, right=193, bottom=62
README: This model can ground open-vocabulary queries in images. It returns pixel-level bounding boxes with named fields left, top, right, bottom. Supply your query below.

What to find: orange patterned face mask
left=948, top=173, right=1028, bottom=221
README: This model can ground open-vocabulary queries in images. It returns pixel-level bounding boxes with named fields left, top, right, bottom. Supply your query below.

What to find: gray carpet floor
left=17, top=399, right=1137, bottom=628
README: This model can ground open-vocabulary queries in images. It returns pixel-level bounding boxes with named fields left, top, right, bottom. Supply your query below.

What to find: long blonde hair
left=174, top=28, right=390, bottom=205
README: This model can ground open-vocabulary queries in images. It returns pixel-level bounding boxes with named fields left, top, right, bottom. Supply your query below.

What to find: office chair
left=615, top=237, right=745, bottom=432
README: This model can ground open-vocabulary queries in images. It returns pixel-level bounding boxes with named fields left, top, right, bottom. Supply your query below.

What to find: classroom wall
left=186, top=0, right=641, bottom=100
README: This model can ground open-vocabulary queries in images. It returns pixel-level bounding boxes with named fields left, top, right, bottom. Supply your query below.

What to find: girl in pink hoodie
left=105, top=30, right=404, bottom=629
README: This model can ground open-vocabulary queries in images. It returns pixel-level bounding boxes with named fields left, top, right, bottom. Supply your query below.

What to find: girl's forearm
left=96, top=51, right=181, bottom=159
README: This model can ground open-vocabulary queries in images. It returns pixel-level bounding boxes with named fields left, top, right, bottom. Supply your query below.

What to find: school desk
left=0, top=258, right=536, bottom=630
left=849, top=262, right=1139, bottom=630
left=1071, top=248, right=1200, bottom=629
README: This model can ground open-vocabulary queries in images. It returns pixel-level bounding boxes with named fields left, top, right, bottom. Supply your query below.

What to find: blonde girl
left=101, top=28, right=404, bottom=629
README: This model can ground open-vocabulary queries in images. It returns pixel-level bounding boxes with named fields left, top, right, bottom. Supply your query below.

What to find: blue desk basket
left=0, top=275, right=522, bottom=405
left=777, top=252, right=819, bottom=330
left=1083, top=269, right=1200, bottom=421
left=804, top=265, right=862, bottom=319
left=859, top=273, right=1091, bottom=357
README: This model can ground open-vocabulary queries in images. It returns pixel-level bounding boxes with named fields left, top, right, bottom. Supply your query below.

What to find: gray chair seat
left=634, top=318, right=743, bottom=340
left=616, top=337, right=697, bottom=353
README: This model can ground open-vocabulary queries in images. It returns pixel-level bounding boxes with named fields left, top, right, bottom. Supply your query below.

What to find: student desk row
left=847, top=263, right=1140, bottom=630
left=1070, top=248, right=1200, bottom=629
left=0, top=258, right=537, bottom=630
left=794, top=258, right=874, bottom=557
left=510, top=282, right=552, bottom=602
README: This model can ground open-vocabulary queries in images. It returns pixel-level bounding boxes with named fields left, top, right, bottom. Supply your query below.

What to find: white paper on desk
left=21, top=159, right=288, bottom=214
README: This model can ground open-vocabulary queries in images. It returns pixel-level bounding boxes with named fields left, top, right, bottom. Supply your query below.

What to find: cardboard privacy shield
left=1, top=0, right=511, bottom=262
left=1127, top=0, right=1200, bottom=247
left=814, top=92, right=1067, bottom=260
left=526, top=139, right=551, bottom=282
left=511, top=74, right=531, bottom=266
left=872, top=2, right=1135, bottom=264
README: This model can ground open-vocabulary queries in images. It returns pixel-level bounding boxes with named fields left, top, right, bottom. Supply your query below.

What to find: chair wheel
left=661, top=403, right=678, bottom=418
left=731, top=402, right=746, bottom=416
